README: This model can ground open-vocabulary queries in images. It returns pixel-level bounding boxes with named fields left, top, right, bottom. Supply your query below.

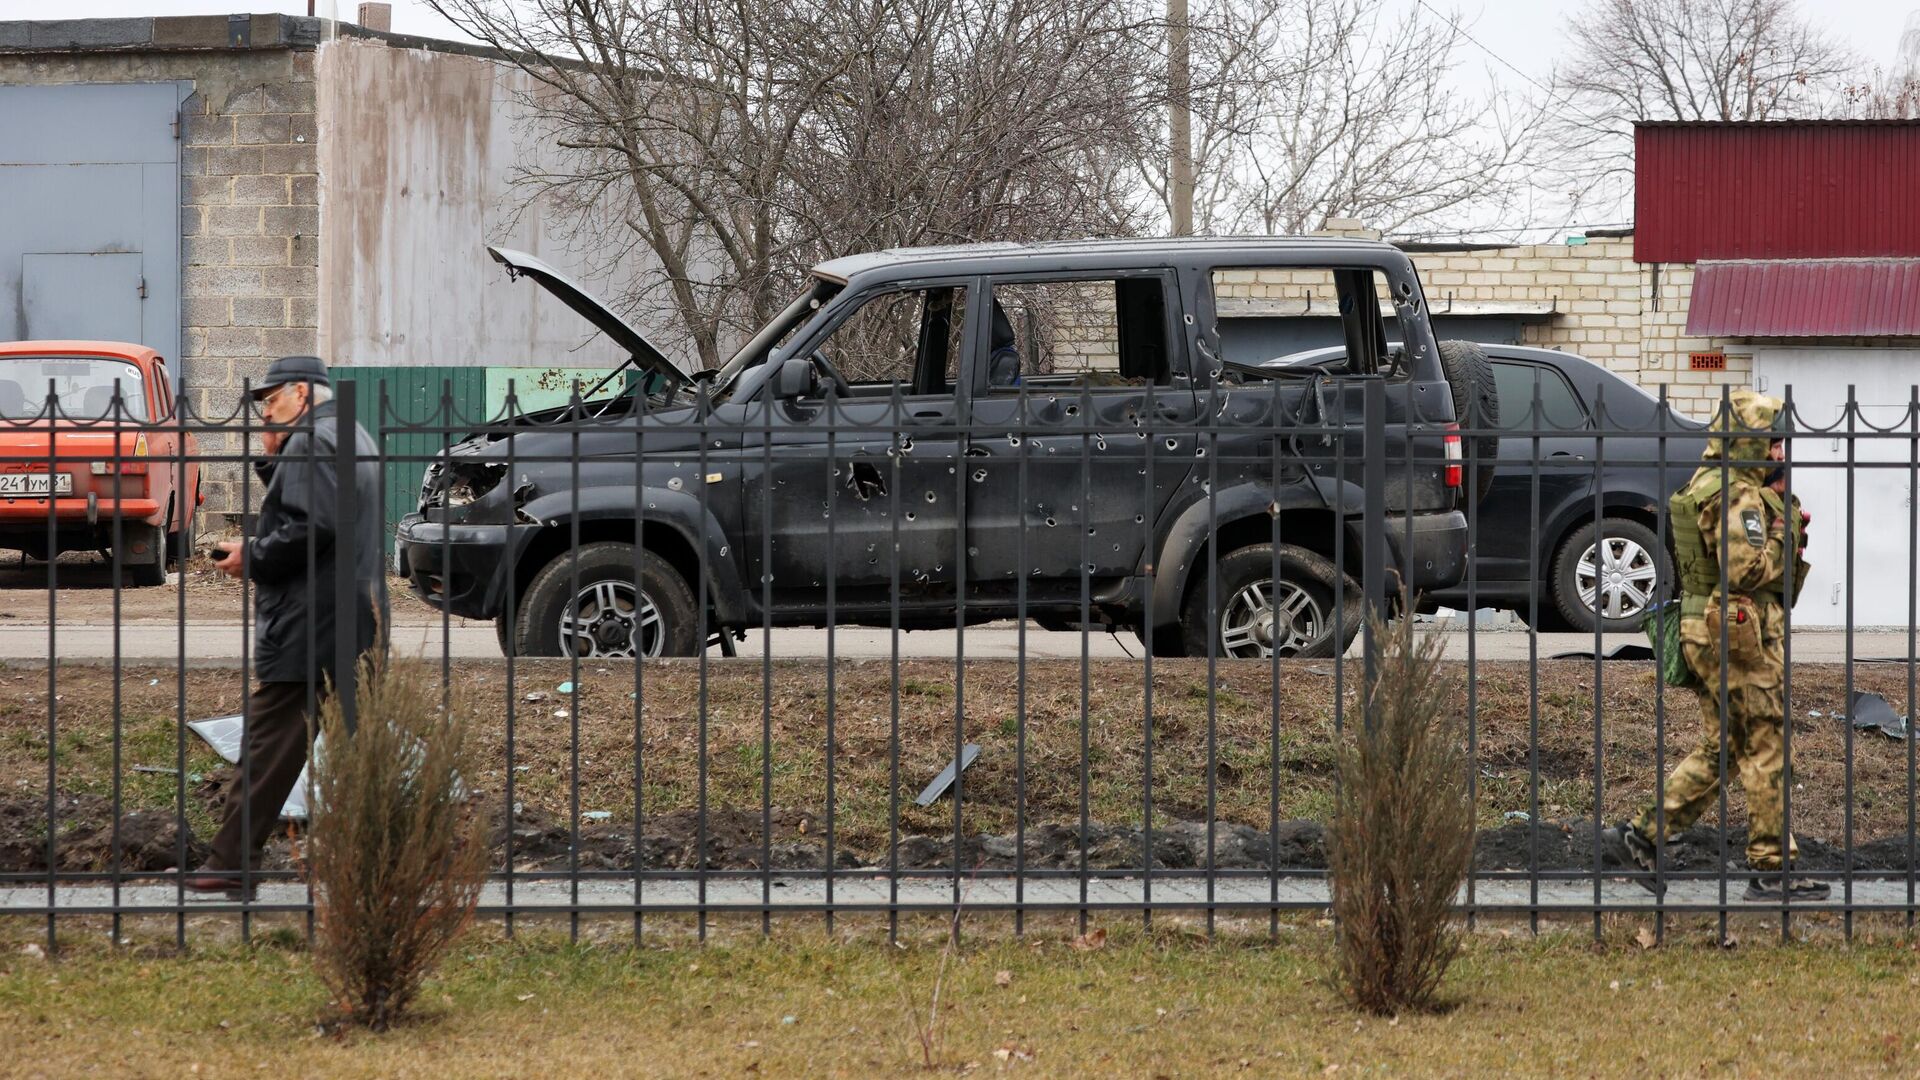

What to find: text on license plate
left=0, top=473, right=72, bottom=497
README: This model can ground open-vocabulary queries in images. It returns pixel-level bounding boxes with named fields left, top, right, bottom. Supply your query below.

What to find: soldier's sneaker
left=1601, top=821, right=1664, bottom=895
left=1742, top=875, right=1831, bottom=902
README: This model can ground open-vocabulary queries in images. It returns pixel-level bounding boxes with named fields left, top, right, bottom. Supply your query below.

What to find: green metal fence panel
left=484, top=365, right=626, bottom=416
left=334, top=366, right=488, bottom=532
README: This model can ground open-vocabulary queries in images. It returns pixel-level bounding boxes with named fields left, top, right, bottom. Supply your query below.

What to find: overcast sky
left=12, top=0, right=1920, bottom=75
left=9, top=0, right=1917, bottom=239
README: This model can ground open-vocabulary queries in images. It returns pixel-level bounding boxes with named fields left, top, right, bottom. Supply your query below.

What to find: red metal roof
left=1636, top=123, right=1920, bottom=263
left=1686, top=259, right=1920, bottom=337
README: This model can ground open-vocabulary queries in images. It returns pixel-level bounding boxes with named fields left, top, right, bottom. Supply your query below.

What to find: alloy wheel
left=1217, top=578, right=1325, bottom=658
left=558, top=580, right=664, bottom=658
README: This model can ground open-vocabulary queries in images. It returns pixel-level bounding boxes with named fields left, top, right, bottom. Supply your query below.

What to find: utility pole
left=1168, top=0, right=1194, bottom=236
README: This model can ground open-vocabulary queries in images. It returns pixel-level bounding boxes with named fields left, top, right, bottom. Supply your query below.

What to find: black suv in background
left=1271, top=343, right=1698, bottom=632
left=398, top=238, right=1496, bottom=658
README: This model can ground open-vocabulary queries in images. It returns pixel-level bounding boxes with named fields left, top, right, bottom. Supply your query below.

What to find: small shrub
left=1327, top=608, right=1473, bottom=1015
left=307, top=657, right=487, bottom=1031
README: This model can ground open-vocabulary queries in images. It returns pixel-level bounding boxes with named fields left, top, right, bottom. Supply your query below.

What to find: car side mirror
left=774, top=357, right=818, bottom=400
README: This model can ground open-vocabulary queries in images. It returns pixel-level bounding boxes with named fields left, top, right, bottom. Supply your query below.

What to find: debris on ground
left=913, top=743, right=981, bottom=806
left=1846, top=691, right=1911, bottom=739
left=187, top=715, right=316, bottom=819
left=1547, top=643, right=1656, bottom=662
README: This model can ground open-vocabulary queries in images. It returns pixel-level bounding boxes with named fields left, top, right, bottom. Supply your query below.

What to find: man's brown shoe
left=180, top=868, right=256, bottom=900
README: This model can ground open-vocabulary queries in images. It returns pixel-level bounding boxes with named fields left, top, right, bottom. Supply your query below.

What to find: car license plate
left=0, top=473, right=72, bottom=497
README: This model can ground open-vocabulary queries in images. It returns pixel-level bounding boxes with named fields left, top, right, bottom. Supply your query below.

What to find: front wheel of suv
left=514, top=542, right=700, bottom=658
left=1549, top=517, right=1672, bottom=634
left=1179, top=543, right=1363, bottom=660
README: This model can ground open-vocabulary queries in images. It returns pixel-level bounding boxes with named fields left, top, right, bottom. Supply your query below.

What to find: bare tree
left=1552, top=0, right=1858, bottom=219
left=425, top=0, right=1161, bottom=369
left=1838, top=12, right=1920, bottom=118
left=1142, top=0, right=1546, bottom=240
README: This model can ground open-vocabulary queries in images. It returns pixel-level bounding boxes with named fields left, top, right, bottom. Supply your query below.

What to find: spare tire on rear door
left=1437, top=339, right=1500, bottom=504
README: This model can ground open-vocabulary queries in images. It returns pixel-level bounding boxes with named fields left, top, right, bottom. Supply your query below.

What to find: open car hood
left=487, top=246, right=687, bottom=389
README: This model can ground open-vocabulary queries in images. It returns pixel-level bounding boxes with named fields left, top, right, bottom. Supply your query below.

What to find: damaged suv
left=397, top=239, right=1495, bottom=658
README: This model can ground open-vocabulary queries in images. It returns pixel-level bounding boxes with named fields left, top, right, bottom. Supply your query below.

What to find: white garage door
left=1752, top=347, right=1920, bottom=629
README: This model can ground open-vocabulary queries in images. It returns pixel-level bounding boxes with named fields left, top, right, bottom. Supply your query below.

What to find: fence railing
left=3, top=373, right=1918, bottom=949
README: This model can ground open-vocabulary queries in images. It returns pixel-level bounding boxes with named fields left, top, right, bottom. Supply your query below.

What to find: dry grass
left=5, top=657, right=1920, bottom=860
left=2, top=924, right=1920, bottom=1077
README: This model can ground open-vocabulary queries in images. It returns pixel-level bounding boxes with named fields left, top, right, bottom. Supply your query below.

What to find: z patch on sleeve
left=1741, top=508, right=1766, bottom=547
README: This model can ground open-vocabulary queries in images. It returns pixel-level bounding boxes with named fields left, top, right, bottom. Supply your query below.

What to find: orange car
left=0, top=341, right=201, bottom=585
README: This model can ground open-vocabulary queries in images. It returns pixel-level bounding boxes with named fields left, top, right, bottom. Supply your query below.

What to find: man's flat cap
left=250, top=355, right=331, bottom=399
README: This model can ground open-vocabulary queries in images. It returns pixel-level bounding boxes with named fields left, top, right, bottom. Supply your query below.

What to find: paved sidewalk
left=3, top=872, right=1912, bottom=916
left=3, top=621, right=1913, bottom=664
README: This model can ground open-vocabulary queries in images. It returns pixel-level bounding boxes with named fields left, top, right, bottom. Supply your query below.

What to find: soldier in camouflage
left=1603, top=390, right=1828, bottom=902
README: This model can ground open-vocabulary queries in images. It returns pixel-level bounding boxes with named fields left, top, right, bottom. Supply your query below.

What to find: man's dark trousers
left=204, top=395, right=387, bottom=877
left=205, top=681, right=328, bottom=874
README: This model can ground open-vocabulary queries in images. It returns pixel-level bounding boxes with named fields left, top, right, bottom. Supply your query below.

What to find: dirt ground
left=4, top=656, right=1919, bottom=878
left=0, top=550, right=451, bottom=624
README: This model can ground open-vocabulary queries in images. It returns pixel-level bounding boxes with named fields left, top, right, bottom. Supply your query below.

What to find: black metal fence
left=4, top=372, right=1919, bottom=949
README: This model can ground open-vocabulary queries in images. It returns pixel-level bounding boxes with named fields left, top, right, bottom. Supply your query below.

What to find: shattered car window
left=1210, top=268, right=1405, bottom=380
left=711, top=279, right=841, bottom=401
left=984, top=277, right=1172, bottom=390
left=814, top=285, right=968, bottom=391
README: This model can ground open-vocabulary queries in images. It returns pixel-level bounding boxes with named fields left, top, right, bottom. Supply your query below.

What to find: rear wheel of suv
left=1550, top=517, right=1672, bottom=634
left=1179, top=543, right=1363, bottom=660
left=515, top=543, right=699, bottom=658
left=1437, top=340, right=1500, bottom=504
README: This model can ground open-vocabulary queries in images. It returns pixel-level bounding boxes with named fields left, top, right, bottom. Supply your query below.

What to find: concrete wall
left=314, top=37, right=634, bottom=372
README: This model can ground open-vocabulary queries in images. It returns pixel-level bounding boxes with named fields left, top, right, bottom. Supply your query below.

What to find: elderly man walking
left=185, top=355, right=388, bottom=897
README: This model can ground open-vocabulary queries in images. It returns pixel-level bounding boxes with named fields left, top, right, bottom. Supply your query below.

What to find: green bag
left=1642, top=599, right=1699, bottom=689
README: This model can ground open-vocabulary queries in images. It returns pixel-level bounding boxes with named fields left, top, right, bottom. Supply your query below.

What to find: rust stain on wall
left=315, top=38, right=634, bottom=370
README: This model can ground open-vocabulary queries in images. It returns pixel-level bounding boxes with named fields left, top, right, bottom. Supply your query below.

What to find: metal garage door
left=0, top=83, right=184, bottom=372
left=1752, top=347, right=1920, bottom=629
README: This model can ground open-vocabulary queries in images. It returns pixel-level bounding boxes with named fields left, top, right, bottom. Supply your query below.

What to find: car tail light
left=1443, top=423, right=1463, bottom=489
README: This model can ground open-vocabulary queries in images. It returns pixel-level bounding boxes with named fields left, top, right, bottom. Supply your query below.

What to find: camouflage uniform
left=1627, top=392, right=1810, bottom=871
